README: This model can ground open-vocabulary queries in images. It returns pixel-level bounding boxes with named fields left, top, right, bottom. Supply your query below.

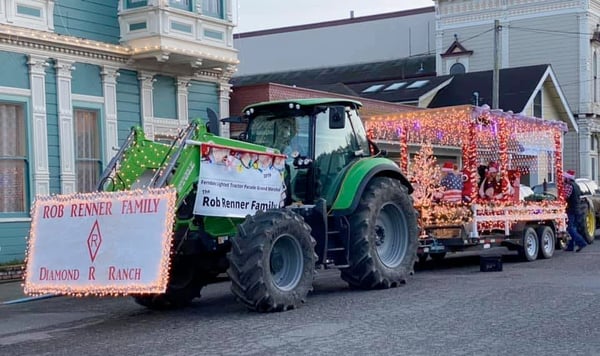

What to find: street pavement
left=2, top=241, right=600, bottom=355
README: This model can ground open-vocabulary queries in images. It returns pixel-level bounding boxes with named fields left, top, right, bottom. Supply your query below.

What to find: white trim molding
left=102, top=66, right=120, bottom=167
left=177, top=77, right=191, bottom=127
left=218, top=80, right=232, bottom=137
left=27, top=54, right=50, bottom=196
left=138, top=71, right=156, bottom=139
left=0, top=85, right=30, bottom=96
left=55, top=59, right=76, bottom=194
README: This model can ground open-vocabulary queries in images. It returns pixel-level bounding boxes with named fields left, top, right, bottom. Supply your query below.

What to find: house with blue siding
left=0, top=0, right=238, bottom=263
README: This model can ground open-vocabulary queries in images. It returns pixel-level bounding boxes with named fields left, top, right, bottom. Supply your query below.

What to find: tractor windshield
left=247, top=115, right=309, bottom=159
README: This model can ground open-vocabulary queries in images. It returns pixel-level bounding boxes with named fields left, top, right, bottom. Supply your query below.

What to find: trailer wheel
left=536, top=226, right=555, bottom=259
left=341, top=177, right=418, bottom=289
left=417, top=253, right=428, bottom=264
left=227, top=210, right=316, bottom=312
left=519, top=226, right=539, bottom=262
left=133, top=256, right=202, bottom=309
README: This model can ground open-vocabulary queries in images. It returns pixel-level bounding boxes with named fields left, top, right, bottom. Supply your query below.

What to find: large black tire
left=519, top=226, right=539, bottom=262
left=133, top=256, right=203, bottom=309
left=227, top=210, right=317, bottom=312
left=536, top=226, right=555, bottom=259
left=341, top=177, right=418, bottom=289
left=580, top=204, right=595, bottom=244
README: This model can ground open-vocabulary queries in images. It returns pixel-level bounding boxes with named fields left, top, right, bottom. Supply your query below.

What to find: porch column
left=55, top=59, right=76, bottom=193
left=28, top=55, right=50, bottom=196
left=101, top=66, right=119, bottom=165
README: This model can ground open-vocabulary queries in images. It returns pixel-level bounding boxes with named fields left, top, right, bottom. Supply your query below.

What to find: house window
left=533, top=91, right=542, bottom=118
left=0, top=103, right=27, bottom=213
left=170, top=0, right=192, bottom=11
left=74, top=109, right=101, bottom=193
left=203, top=0, right=223, bottom=18
left=449, top=63, right=466, bottom=74
left=126, top=0, right=147, bottom=9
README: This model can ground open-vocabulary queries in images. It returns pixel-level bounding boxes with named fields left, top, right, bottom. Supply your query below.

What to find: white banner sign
left=193, top=143, right=286, bottom=217
left=24, top=188, right=176, bottom=296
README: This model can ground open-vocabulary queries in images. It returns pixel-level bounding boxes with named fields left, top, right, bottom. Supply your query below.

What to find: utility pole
left=493, top=19, right=501, bottom=109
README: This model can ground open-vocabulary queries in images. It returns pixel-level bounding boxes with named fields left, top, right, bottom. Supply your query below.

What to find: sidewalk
left=0, top=279, right=28, bottom=304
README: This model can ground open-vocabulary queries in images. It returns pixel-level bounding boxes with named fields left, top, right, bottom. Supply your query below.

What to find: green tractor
left=99, top=98, right=418, bottom=312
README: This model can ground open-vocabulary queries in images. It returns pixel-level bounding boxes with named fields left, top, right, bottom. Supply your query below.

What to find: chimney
left=350, top=10, right=354, bottom=19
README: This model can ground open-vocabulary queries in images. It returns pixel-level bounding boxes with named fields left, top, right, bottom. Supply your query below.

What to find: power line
left=407, top=26, right=495, bottom=59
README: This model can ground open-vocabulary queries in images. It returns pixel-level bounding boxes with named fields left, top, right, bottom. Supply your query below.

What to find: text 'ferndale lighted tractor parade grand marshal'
left=365, top=105, right=569, bottom=262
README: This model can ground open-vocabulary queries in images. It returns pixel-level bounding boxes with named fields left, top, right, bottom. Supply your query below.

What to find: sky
left=234, top=0, right=434, bottom=33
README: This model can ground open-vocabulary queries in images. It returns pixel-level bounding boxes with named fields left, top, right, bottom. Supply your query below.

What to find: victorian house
left=0, top=0, right=238, bottom=263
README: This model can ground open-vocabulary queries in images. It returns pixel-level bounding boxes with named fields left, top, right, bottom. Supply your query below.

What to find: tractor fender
left=330, top=157, right=412, bottom=216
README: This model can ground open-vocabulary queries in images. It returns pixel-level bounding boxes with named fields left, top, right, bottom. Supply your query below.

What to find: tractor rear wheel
left=341, top=177, right=418, bottom=289
left=581, top=204, right=596, bottom=244
left=133, top=255, right=203, bottom=309
left=228, top=210, right=317, bottom=312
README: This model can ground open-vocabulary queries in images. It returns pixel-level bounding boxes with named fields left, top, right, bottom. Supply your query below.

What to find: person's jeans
left=566, top=212, right=588, bottom=249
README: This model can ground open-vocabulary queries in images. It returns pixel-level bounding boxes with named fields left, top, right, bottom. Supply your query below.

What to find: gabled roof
left=428, top=65, right=577, bottom=131
left=231, top=58, right=575, bottom=131
left=440, top=39, right=473, bottom=58
left=430, top=65, right=545, bottom=110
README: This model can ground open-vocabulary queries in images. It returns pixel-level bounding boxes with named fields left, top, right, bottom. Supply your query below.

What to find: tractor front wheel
left=341, top=177, right=418, bottom=289
left=227, top=210, right=317, bottom=312
left=133, top=255, right=203, bottom=309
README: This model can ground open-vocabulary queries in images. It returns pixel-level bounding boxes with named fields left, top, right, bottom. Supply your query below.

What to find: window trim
left=0, top=95, right=31, bottom=218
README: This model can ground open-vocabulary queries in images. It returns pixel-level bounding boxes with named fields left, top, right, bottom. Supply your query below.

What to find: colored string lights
left=366, top=105, right=568, bottom=232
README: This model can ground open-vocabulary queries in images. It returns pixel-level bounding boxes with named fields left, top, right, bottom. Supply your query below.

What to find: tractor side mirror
left=329, top=106, right=346, bottom=129
left=206, top=108, right=220, bottom=134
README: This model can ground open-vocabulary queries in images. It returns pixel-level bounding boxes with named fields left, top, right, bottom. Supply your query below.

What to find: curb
left=2, top=294, right=56, bottom=305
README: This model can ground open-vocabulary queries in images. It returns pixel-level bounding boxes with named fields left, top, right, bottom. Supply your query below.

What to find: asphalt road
left=1, top=244, right=600, bottom=356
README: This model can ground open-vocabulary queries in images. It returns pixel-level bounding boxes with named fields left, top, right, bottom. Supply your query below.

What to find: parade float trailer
left=365, top=105, right=569, bottom=262
left=23, top=98, right=419, bottom=312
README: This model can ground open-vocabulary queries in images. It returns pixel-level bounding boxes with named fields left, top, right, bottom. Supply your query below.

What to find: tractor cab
left=243, top=99, right=370, bottom=205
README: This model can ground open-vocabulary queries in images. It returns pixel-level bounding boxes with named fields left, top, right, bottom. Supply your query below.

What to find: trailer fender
left=331, top=158, right=412, bottom=216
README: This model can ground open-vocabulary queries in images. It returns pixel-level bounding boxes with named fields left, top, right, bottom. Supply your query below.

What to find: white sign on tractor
left=193, top=143, right=286, bottom=218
